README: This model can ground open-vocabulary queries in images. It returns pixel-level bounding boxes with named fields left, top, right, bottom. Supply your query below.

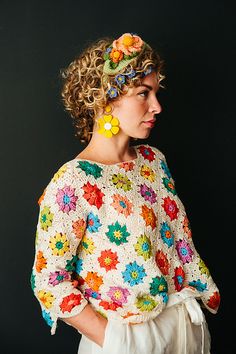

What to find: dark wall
left=0, top=1, right=234, bottom=353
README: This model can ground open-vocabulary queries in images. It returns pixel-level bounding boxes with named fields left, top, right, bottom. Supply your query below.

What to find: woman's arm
left=63, top=304, right=108, bottom=347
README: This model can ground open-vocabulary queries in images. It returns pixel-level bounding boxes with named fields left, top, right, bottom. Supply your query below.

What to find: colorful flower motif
left=161, top=196, right=179, bottom=221
left=49, top=233, right=70, bottom=256
left=139, top=145, right=156, bottom=162
left=72, top=218, right=87, bottom=239
left=140, top=204, right=157, bottom=230
left=97, top=113, right=120, bottom=138
left=140, top=165, right=156, bottom=182
left=126, top=68, right=136, bottom=78
left=87, top=212, right=102, bottom=233
left=40, top=206, right=54, bottom=231
left=65, top=255, right=78, bottom=272
left=98, top=249, right=119, bottom=272
left=207, top=291, right=220, bottom=311
left=111, top=173, right=132, bottom=191
left=48, top=270, right=70, bottom=286
left=115, top=74, right=126, bottom=86
left=160, top=222, right=174, bottom=248
left=110, top=194, right=133, bottom=217
left=84, top=288, right=102, bottom=300
left=75, top=258, right=83, bottom=275
left=183, top=215, right=192, bottom=239
left=162, top=177, right=177, bottom=195
left=176, top=239, right=194, bottom=264
left=38, top=290, right=55, bottom=309
left=135, top=294, right=158, bottom=312
left=113, top=33, right=143, bottom=56
left=118, top=161, right=135, bottom=171
left=52, top=164, right=67, bottom=182
left=143, top=66, right=154, bottom=77
left=30, top=272, right=36, bottom=291
left=160, top=159, right=173, bottom=179
left=60, top=293, right=82, bottom=313
left=107, top=87, right=119, bottom=98
left=82, top=181, right=105, bottom=209
left=76, top=161, right=103, bottom=179
left=38, top=189, right=46, bottom=205
left=188, top=279, right=207, bottom=292
left=99, top=300, right=122, bottom=311
left=109, top=49, right=124, bottom=63
left=198, top=259, right=210, bottom=277
left=106, top=221, right=130, bottom=245
left=84, top=271, right=103, bottom=292
left=35, top=250, right=47, bottom=273
left=149, top=276, right=168, bottom=302
left=42, top=310, right=54, bottom=327
left=81, top=236, right=96, bottom=255
left=155, top=250, right=170, bottom=275
left=122, top=261, right=147, bottom=287
left=172, top=266, right=185, bottom=291
left=134, top=234, right=152, bottom=260
left=107, top=286, right=130, bottom=305
left=56, top=185, right=78, bottom=214
left=139, top=183, right=157, bottom=204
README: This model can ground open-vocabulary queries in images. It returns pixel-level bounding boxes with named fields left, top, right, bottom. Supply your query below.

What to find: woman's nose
left=149, top=96, right=162, bottom=114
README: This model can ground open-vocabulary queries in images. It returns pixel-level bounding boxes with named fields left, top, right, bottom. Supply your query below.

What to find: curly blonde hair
left=60, top=36, right=165, bottom=144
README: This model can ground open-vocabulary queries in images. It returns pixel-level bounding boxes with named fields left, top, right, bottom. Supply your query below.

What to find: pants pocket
left=101, top=318, right=127, bottom=354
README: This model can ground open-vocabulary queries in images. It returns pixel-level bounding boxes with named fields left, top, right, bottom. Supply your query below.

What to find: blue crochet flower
left=87, top=212, right=102, bottom=233
left=160, top=222, right=174, bottom=247
left=42, top=310, right=54, bottom=327
left=160, top=159, right=173, bottom=179
left=126, top=69, right=136, bottom=78
left=122, top=261, right=147, bottom=286
left=189, top=279, right=208, bottom=292
left=115, top=74, right=126, bottom=87
left=108, top=87, right=118, bottom=98
left=75, top=258, right=83, bottom=275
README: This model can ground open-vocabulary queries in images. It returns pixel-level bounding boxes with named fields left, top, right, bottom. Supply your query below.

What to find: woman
left=31, top=33, right=220, bottom=354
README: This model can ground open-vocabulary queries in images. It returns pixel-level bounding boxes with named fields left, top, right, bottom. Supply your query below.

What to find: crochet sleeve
left=158, top=151, right=220, bottom=314
left=30, top=162, right=89, bottom=335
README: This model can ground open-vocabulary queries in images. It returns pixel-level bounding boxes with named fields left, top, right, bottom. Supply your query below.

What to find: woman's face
left=112, top=71, right=162, bottom=139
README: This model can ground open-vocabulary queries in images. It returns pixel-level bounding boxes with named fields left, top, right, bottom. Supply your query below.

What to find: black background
left=0, top=1, right=234, bottom=353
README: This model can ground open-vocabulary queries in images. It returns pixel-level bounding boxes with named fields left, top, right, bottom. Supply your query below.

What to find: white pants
left=77, top=289, right=211, bottom=354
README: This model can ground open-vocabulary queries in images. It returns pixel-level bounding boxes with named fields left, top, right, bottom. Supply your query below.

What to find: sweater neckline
left=75, top=144, right=140, bottom=167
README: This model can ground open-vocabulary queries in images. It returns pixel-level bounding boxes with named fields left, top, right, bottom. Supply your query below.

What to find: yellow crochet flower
left=38, top=290, right=55, bottom=309
left=49, top=232, right=70, bottom=256
left=97, top=114, right=120, bottom=138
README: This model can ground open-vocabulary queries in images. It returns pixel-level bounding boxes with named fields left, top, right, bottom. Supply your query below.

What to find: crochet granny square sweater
left=31, top=144, right=220, bottom=335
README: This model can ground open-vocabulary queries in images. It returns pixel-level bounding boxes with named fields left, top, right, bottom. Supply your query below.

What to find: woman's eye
left=138, top=90, right=149, bottom=97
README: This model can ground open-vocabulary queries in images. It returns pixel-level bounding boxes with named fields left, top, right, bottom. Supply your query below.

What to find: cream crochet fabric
left=30, top=144, right=220, bottom=335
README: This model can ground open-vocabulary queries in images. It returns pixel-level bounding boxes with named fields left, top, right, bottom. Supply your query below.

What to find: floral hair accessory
left=103, top=33, right=148, bottom=75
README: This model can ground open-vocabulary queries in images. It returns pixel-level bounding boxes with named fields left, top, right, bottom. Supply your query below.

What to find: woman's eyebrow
left=138, top=84, right=159, bottom=92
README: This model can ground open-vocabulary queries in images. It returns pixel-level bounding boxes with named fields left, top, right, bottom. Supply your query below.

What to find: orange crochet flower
left=36, top=251, right=47, bottom=273
left=72, top=218, right=87, bottom=239
left=113, top=33, right=143, bottom=56
left=38, top=189, right=46, bottom=205
left=84, top=271, right=103, bottom=292
left=109, top=48, right=124, bottom=63
left=140, top=204, right=157, bottom=230
left=110, top=193, right=133, bottom=217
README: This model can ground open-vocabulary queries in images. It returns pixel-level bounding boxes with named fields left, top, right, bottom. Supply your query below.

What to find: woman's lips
left=143, top=119, right=156, bottom=127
